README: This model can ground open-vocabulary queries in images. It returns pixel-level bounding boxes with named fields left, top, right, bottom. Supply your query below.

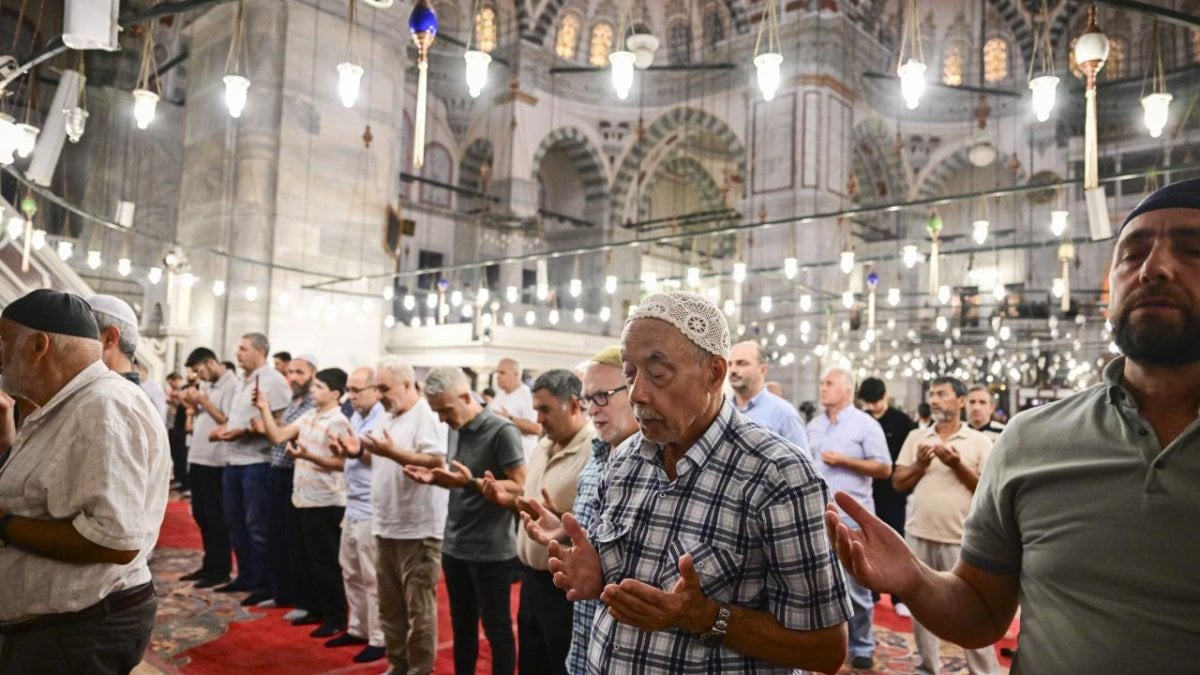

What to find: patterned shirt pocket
left=666, top=537, right=744, bottom=602
left=593, top=518, right=632, bottom=583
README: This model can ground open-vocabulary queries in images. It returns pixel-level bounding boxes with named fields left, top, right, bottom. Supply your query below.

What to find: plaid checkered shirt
left=269, top=394, right=314, bottom=468
left=566, top=437, right=617, bottom=675
left=585, top=400, right=852, bottom=674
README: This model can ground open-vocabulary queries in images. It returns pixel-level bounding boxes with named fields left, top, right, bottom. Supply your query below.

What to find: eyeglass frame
left=582, top=385, right=628, bottom=408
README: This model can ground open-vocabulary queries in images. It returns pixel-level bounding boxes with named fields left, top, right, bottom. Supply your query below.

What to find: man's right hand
left=519, top=496, right=566, bottom=546
left=824, top=491, right=923, bottom=596
left=548, top=513, right=604, bottom=601
left=480, top=470, right=518, bottom=510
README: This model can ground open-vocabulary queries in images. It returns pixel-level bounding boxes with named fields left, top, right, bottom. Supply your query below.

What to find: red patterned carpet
left=147, top=497, right=1015, bottom=674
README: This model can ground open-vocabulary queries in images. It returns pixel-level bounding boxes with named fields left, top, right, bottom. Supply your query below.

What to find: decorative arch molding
left=913, top=137, right=1027, bottom=202
left=609, top=106, right=746, bottom=225
left=525, top=0, right=748, bottom=46
left=850, top=118, right=909, bottom=204
left=986, top=0, right=1037, bottom=67
left=637, top=152, right=725, bottom=221
left=529, top=126, right=610, bottom=206
left=458, top=138, right=495, bottom=212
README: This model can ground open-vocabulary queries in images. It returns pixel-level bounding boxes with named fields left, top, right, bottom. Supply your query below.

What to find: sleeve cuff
left=959, top=547, right=1020, bottom=576
left=73, top=513, right=143, bottom=552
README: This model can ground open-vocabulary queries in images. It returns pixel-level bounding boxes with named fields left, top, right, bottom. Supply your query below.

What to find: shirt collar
left=554, top=420, right=596, bottom=458
left=591, top=437, right=610, bottom=461
left=462, top=407, right=491, bottom=432
left=919, top=422, right=971, bottom=441
left=1104, top=356, right=1131, bottom=406
left=636, top=398, right=733, bottom=471
left=737, top=387, right=770, bottom=412
left=22, top=361, right=108, bottom=426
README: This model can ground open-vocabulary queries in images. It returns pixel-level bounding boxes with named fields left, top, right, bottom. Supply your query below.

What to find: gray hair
left=376, top=355, right=414, bottom=386
left=532, top=368, right=582, bottom=404
left=92, top=312, right=138, bottom=358
left=967, top=383, right=992, bottom=396
left=823, top=366, right=855, bottom=391
left=424, top=366, right=469, bottom=397
left=242, top=332, right=270, bottom=356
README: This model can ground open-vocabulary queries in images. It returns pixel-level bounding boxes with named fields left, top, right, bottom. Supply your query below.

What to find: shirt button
left=696, top=561, right=705, bottom=569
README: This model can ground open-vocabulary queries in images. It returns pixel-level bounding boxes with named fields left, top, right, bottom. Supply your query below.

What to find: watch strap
left=0, top=512, right=16, bottom=546
left=699, top=602, right=732, bottom=648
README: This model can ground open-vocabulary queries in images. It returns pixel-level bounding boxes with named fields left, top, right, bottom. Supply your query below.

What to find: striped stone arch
left=529, top=127, right=609, bottom=205
left=637, top=152, right=725, bottom=221
left=525, top=0, right=749, bottom=46
left=458, top=138, right=494, bottom=212
left=610, top=106, right=746, bottom=225
left=986, top=0, right=1038, bottom=68
left=851, top=118, right=909, bottom=204
left=914, top=151, right=975, bottom=202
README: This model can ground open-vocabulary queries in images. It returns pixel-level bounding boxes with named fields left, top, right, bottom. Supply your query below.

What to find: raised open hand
left=824, top=491, right=921, bottom=596
left=601, top=553, right=715, bottom=634
left=548, top=513, right=604, bottom=601
left=519, top=496, right=566, bottom=546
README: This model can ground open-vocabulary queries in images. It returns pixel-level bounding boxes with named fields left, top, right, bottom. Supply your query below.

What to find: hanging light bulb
left=599, top=306, right=611, bottom=322
left=1029, top=75, right=1059, bottom=122
left=760, top=295, right=773, bottom=313
left=425, top=292, right=438, bottom=309
left=1050, top=210, right=1069, bottom=237
left=732, top=261, right=747, bottom=284
left=57, top=240, right=75, bottom=261
left=902, top=244, right=920, bottom=269
left=450, top=289, right=463, bottom=306
left=604, top=276, right=618, bottom=294
left=754, top=52, right=783, bottom=102
left=897, top=58, right=926, bottom=110
left=841, top=291, right=855, bottom=309
left=384, top=314, right=396, bottom=328
left=723, top=299, right=736, bottom=316
left=0, top=114, right=17, bottom=165
left=938, top=285, right=952, bottom=305
left=972, top=219, right=989, bottom=245
left=336, top=62, right=365, bottom=108
left=132, top=89, right=159, bottom=129
left=460, top=303, right=473, bottom=319
left=145, top=266, right=162, bottom=285
left=999, top=325, right=1012, bottom=341
left=212, top=280, right=226, bottom=297
left=536, top=282, right=549, bottom=301
left=1142, top=92, right=1172, bottom=138
left=1052, top=277, right=1065, bottom=298
left=223, top=75, right=250, bottom=118
left=686, top=266, right=701, bottom=287
left=14, top=123, right=39, bottom=158
left=524, top=309, right=537, bottom=325
left=609, top=49, right=635, bottom=100
left=935, top=315, right=948, bottom=332
left=464, top=49, right=491, bottom=98
left=117, top=258, right=132, bottom=277
left=5, top=216, right=23, bottom=240
left=245, top=285, right=259, bottom=301
left=839, top=249, right=855, bottom=274
left=783, top=257, right=798, bottom=279
left=992, top=283, right=1006, bottom=302
left=641, top=272, right=657, bottom=293
left=382, top=285, right=395, bottom=301
left=476, top=287, right=490, bottom=305
left=402, top=293, right=415, bottom=310
left=30, top=229, right=45, bottom=250
left=506, top=285, right=519, bottom=303
left=799, top=294, right=812, bottom=312
left=573, top=307, right=584, bottom=323
left=64, top=106, right=89, bottom=143
left=569, top=278, right=582, bottom=297
left=887, top=287, right=901, bottom=306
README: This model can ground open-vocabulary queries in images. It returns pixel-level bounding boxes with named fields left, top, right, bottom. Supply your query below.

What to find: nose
left=627, top=374, right=649, bottom=406
left=1138, top=239, right=1177, bottom=284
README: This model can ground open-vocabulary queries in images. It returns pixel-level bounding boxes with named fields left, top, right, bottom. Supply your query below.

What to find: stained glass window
left=669, top=22, right=691, bottom=64
left=475, top=6, right=496, bottom=53
left=943, top=43, right=965, bottom=86
left=589, top=22, right=613, bottom=66
left=984, top=37, right=1009, bottom=82
left=556, top=14, right=580, bottom=59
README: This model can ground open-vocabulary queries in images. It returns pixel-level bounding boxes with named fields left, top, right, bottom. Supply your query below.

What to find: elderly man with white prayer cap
left=548, top=291, right=852, bottom=674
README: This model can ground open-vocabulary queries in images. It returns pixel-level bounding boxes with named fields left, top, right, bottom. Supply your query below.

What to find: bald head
left=728, top=340, right=768, bottom=401
left=347, top=367, right=381, bottom=415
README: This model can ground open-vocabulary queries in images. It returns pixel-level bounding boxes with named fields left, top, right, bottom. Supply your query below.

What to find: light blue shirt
left=345, top=402, right=386, bottom=522
left=735, top=389, right=809, bottom=452
left=806, top=405, right=890, bottom=517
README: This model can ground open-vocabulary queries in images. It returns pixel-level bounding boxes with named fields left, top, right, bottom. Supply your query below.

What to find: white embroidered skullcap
left=294, top=353, right=320, bottom=370
left=625, top=291, right=730, bottom=358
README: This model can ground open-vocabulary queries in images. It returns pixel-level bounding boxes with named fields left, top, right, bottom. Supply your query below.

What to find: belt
left=0, top=582, right=156, bottom=635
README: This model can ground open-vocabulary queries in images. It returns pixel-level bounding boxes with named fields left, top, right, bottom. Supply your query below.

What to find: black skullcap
left=857, top=377, right=887, bottom=403
left=1, top=289, right=100, bottom=340
left=315, top=367, right=348, bottom=395
left=1120, top=178, right=1200, bottom=234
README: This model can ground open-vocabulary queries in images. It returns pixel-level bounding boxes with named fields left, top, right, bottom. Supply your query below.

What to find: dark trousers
left=518, top=566, right=572, bottom=675
left=189, top=463, right=231, bottom=578
left=875, top=498, right=907, bottom=605
left=0, top=591, right=156, bottom=674
left=222, top=462, right=271, bottom=592
left=267, top=466, right=309, bottom=608
left=169, top=430, right=189, bottom=490
left=298, top=506, right=347, bottom=624
left=442, top=553, right=516, bottom=675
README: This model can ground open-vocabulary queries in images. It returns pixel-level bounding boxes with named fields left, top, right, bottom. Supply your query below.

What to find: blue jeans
left=223, top=462, right=271, bottom=592
left=845, top=560, right=876, bottom=659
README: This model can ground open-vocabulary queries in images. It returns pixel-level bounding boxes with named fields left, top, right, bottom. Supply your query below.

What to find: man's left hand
left=821, top=450, right=847, bottom=467
left=600, top=553, right=717, bottom=635
left=932, top=444, right=961, bottom=467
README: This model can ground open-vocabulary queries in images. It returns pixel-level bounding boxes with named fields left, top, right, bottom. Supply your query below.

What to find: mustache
left=632, top=404, right=663, bottom=421
left=1118, top=286, right=1189, bottom=314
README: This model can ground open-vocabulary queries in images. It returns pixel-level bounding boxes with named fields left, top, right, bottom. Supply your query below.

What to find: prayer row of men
left=1, top=178, right=1199, bottom=673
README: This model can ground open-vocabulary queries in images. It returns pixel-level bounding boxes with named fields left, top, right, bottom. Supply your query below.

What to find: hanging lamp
left=752, top=0, right=783, bottom=102
left=337, top=0, right=365, bottom=108
left=463, top=0, right=491, bottom=98
left=132, top=27, right=161, bottom=129
left=223, top=0, right=252, bottom=118
left=1027, top=0, right=1058, bottom=123
left=609, top=4, right=635, bottom=100
left=1141, top=18, right=1171, bottom=139
left=409, top=0, right=438, bottom=167
left=926, top=209, right=943, bottom=296
left=896, top=0, right=926, bottom=110
left=1073, top=5, right=1111, bottom=238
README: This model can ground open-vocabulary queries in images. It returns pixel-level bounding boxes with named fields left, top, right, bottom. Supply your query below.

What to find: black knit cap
left=1120, top=177, right=1200, bottom=234
left=1, top=289, right=100, bottom=340
left=315, top=367, right=348, bottom=395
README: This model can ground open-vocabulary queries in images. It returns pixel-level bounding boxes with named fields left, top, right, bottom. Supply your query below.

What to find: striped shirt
left=586, top=400, right=852, bottom=674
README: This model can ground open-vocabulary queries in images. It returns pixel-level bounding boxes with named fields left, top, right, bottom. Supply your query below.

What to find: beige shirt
left=292, top=407, right=352, bottom=508
left=516, top=420, right=595, bottom=570
left=0, top=361, right=171, bottom=622
left=896, top=424, right=992, bottom=545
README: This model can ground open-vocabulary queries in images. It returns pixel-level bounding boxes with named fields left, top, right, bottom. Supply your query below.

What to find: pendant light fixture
left=896, top=0, right=926, bottom=110
left=463, top=0, right=491, bottom=98
left=752, top=0, right=783, bottom=102
left=409, top=0, right=438, bottom=167
left=1027, top=0, right=1058, bottom=123
left=609, top=4, right=635, bottom=100
left=223, top=0, right=251, bottom=118
left=1141, top=18, right=1171, bottom=139
left=337, top=0, right=365, bottom=109
left=926, top=209, right=943, bottom=297
left=1074, top=5, right=1110, bottom=235
left=132, top=27, right=161, bottom=129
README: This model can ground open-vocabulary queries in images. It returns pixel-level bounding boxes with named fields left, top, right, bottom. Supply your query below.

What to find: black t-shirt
left=871, top=407, right=917, bottom=508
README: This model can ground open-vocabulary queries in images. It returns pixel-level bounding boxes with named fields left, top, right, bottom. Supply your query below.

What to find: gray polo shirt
left=442, top=408, right=525, bottom=562
left=224, top=364, right=292, bottom=466
left=962, top=356, right=1200, bottom=673
left=188, top=369, right=240, bottom=468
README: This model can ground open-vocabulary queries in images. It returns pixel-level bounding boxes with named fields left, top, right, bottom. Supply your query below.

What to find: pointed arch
left=459, top=138, right=495, bottom=213
left=850, top=118, right=909, bottom=204
left=530, top=126, right=610, bottom=209
left=638, top=153, right=725, bottom=221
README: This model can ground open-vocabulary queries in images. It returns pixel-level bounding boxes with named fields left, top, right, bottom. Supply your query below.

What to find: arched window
left=669, top=21, right=691, bottom=64
left=589, top=22, right=613, bottom=67
left=421, top=144, right=453, bottom=208
left=943, top=43, right=965, bottom=86
left=983, top=37, right=1009, bottom=82
left=1105, top=36, right=1127, bottom=79
left=702, top=6, right=725, bottom=50
left=556, top=13, right=580, bottom=59
left=475, top=5, right=497, bottom=53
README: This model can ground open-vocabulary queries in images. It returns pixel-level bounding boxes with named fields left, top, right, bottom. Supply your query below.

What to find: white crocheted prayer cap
left=625, top=291, right=730, bottom=358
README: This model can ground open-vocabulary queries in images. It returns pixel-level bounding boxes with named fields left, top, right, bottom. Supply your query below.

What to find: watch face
left=699, top=631, right=722, bottom=649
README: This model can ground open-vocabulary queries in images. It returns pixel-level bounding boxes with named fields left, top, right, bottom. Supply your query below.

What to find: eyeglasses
left=583, top=385, right=628, bottom=408
left=374, top=384, right=391, bottom=394
left=347, top=385, right=377, bottom=394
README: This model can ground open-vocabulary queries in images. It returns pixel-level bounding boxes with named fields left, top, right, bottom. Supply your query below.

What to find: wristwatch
left=0, top=512, right=16, bottom=547
left=699, top=602, right=731, bottom=649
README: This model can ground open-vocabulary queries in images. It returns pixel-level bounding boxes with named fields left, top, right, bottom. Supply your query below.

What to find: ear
left=30, top=332, right=52, bottom=362
left=100, top=325, right=119, bottom=350
left=708, top=356, right=728, bottom=392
